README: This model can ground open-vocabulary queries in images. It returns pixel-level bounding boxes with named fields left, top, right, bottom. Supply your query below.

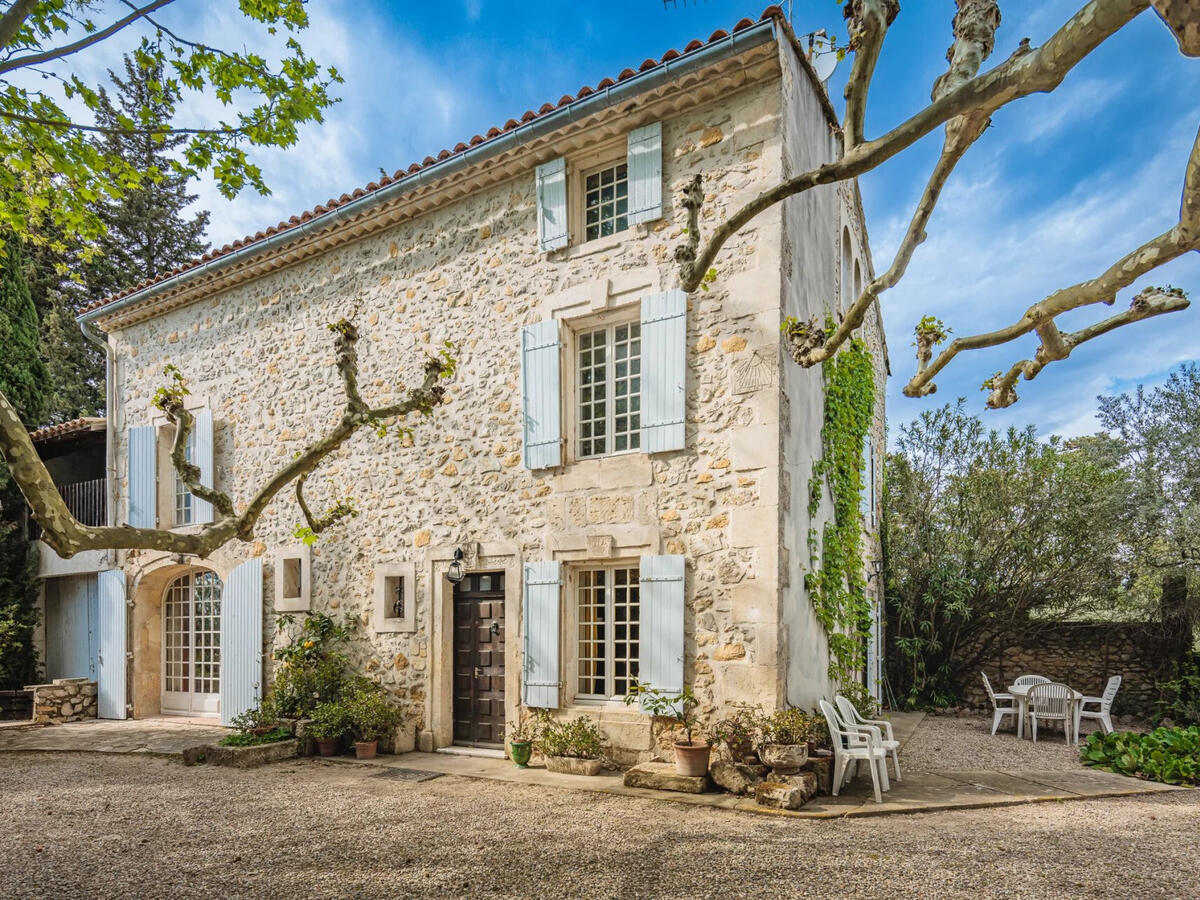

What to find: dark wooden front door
left=453, top=572, right=506, bottom=746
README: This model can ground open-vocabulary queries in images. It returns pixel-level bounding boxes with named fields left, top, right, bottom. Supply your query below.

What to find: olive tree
left=676, top=0, right=1198, bottom=408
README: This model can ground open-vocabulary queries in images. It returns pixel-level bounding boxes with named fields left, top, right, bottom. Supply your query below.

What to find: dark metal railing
left=24, top=477, right=107, bottom=541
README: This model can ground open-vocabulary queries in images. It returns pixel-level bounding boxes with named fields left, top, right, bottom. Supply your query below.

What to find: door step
left=436, top=745, right=506, bottom=760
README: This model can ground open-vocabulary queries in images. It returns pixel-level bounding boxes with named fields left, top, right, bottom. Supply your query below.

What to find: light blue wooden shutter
left=638, top=555, right=685, bottom=713
left=192, top=409, right=214, bottom=524
left=640, top=289, right=687, bottom=453
left=97, top=569, right=126, bottom=719
left=861, top=434, right=873, bottom=522
left=522, top=560, right=561, bottom=708
left=627, top=121, right=663, bottom=225
left=127, top=425, right=156, bottom=528
left=521, top=318, right=562, bottom=469
left=221, top=557, right=264, bottom=726
left=536, top=157, right=568, bottom=251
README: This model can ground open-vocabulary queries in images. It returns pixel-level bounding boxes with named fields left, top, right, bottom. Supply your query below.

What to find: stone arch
left=841, top=225, right=853, bottom=312
left=130, top=556, right=231, bottom=718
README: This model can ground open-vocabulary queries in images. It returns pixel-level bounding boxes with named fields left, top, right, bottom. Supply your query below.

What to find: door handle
left=490, top=621, right=500, bottom=636
left=474, top=665, right=484, bottom=677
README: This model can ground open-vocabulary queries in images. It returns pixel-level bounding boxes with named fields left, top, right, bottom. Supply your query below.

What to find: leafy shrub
left=623, top=680, right=702, bottom=744
left=270, top=612, right=354, bottom=717
left=345, top=679, right=402, bottom=743
left=1155, top=654, right=1200, bottom=727
left=537, top=713, right=604, bottom=760
left=307, top=699, right=354, bottom=741
left=227, top=696, right=280, bottom=735
left=218, top=726, right=292, bottom=747
left=759, top=707, right=825, bottom=746
left=1081, top=726, right=1200, bottom=785
left=708, top=708, right=760, bottom=751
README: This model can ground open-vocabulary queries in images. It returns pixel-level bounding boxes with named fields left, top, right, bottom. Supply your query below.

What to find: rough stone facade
left=963, top=622, right=1181, bottom=715
left=27, top=678, right=98, bottom=724
left=93, top=32, right=885, bottom=755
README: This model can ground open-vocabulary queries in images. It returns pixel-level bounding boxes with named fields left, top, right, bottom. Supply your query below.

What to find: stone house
left=73, top=8, right=888, bottom=758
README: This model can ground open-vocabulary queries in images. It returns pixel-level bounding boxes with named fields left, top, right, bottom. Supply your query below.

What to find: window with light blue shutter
left=861, top=434, right=873, bottom=522
left=521, top=318, right=562, bottom=469
left=221, top=557, right=263, bottom=726
left=536, top=157, right=568, bottom=251
left=638, top=555, right=685, bottom=713
left=127, top=425, right=156, bottom=528
left=640, top=289, right=687, bottom=453
left=192, top=409, right=214, bottom=524
left=627, top=121, right=663, bottom=226
left=522, top=560, right=561, bottom=708
left=97, top=569, right=126, bottom=720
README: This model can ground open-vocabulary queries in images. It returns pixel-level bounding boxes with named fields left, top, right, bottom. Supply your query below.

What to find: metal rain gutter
left=78, top=17, right=779, bottom=327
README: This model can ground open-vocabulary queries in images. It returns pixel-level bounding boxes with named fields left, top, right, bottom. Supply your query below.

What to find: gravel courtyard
left=1, top=733, right=1196, bottom=900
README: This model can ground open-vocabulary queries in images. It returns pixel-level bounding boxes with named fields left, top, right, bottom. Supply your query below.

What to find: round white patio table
left=1007, top=682, right=1083, bottom=743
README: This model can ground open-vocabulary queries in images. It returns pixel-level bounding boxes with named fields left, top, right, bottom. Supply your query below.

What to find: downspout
left=80, top=318, right=117, bottom=570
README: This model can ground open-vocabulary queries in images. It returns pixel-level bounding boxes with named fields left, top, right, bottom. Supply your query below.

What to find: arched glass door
left=162, top=570, right=222, bottom=716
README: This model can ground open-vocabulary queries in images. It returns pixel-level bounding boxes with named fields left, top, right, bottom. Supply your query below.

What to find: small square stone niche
left=374, top=563, right=416, bottom=633
left=274, top=545, right=311, bottom=612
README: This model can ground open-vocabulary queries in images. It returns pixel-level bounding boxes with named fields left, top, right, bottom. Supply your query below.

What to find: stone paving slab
left=0, top=718, right=227, bottom=756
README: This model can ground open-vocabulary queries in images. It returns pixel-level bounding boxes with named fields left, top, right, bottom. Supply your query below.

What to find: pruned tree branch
left=0, top=319, right=451, bottom=558
left=677, top=0, right=1148, bottom=293
left=841, top=0, right=900, bottom=152
left=0, top=1, right=175, bottom=74
left=905, top=121, right=1200, bottom=400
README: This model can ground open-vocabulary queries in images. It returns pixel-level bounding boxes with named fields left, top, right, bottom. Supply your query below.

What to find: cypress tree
left=39, top=55, right=210, bottom=422
left=0, top=241, right=47, bottom=689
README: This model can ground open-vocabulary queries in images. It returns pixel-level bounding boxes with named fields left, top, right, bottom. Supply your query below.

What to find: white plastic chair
left=1078, top=675, right=1121, bottom=735
left=835, top=695, right=902, bottom=781
left=1027, top=682, right=1074, bottom=743
left=982, top=672, right=1017, bottom=736
left=819, top=699, right=887, bottom=803
left=1013, top=674, right=1051, bottom=687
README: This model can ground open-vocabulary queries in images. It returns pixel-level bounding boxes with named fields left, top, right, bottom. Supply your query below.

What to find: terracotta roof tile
left=81, top=5, right=788, bottom=318
left=29, top=417, right=106, bottom=443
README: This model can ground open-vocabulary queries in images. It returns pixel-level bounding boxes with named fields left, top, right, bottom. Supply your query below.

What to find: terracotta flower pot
left=545, top=755, right=603, bottom=776
left=760, top=742, right=809, bottom=774
left=354, top=740, right=378, bottom=760
left=315, top=737, right=340, bottom=757
left=509, top=740, right=533, bottom=768
left=673, top=740, right=712, bottom=777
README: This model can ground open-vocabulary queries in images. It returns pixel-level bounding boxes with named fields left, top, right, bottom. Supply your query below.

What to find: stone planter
left=673, top=741, right=712, bottom=777
left=204, top=739, right=299, bottom=769
left=545, top=755, right=603, bottom=776
left=759, top=742, right=809, bottom=774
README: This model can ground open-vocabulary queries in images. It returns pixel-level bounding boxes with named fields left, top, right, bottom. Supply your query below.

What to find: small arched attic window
left=853, top=259, right=863, bottom=307
left=840, top=225, right=853, bottom=312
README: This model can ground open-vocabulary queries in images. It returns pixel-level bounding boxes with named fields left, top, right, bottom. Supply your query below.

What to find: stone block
left=623, top=761, right=712, bottom=794
left=729, top=424, right=776, bottom=471
left=806, top=755, right=833, bottom=794
left=710, top=759, right=768, bottom=796
left=730, top=505, right=778, bottom=549
left=755, top=772, right=817, bottom=810
left=732, top=582, right=773, bottom=624
left=204, top=739, right=298, bottom=768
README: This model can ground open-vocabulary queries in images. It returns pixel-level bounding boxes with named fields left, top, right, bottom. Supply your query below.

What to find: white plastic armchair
left=835, top=695, right=902, bottom=781
left=1013, top=674, right=1050, bottom=687
left=981, top=672, right=1017, bottom=736
left=1078, top=675, right=1121, bottom=735
left=1027, top=682, right=1075, bottom=743
left=819, top=699, right=887, bottom=803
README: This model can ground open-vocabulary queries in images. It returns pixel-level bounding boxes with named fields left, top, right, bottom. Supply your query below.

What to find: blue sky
left=93, top=1, right=1200, bottom=441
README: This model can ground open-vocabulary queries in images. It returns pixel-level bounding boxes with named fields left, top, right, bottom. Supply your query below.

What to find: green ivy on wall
left=805, top=335, right=876, bottom=686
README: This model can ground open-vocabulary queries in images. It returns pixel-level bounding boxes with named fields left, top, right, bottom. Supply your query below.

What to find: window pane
left=583, top=161, right=630, bottom=242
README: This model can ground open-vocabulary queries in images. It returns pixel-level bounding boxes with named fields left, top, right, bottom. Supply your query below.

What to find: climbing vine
left=802, top=331, right=876, bottom=686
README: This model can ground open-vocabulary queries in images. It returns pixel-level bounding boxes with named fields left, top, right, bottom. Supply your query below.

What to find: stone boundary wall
left=963, top=622, right=1179, bottom=716
left=26, top=678, right=98, bottom=724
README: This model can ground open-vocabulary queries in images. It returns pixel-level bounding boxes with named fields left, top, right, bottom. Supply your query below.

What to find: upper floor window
left=583, top=160, right=629, bottom=242
left=174, top=430, right=195, bottom=526
left=577, top=565, right=641, bottom=700
left=577, top=320, right=642, bottom=458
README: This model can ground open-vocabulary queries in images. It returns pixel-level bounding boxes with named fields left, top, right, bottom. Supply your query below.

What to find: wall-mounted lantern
left=447, top=547, right=466, bottom=585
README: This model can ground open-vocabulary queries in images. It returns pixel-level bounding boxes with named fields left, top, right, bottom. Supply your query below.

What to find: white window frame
left=574, top=563, right=641, bottom=702
left=574, top=316, right=643, bottom=460
left=567, top=136, right=628, bottom=248
left=173, top=429, right=195, bottom=526
left=581, top=158, right=630, bottom=243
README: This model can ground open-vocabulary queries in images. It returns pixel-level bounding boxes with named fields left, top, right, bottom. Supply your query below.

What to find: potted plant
left=308, top=698, right=352, bottom=756
left=758, top=707, right=814, bottom=774
left=624, top=680, right=710, bottom=777
left=537, top=712, right=605, bottom=775
left=709, top=707, right=761, bottom=764
left=347, top=680, right=403, bottom=760
left=508, top=717, right=539, bottom=768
